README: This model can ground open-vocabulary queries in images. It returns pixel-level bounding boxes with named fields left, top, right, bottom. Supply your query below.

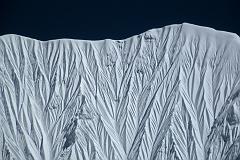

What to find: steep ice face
left=0, top=23, right=240, bottom=160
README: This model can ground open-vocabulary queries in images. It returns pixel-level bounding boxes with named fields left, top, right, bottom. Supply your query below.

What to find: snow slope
left=0, top=23, right=240, bottom=160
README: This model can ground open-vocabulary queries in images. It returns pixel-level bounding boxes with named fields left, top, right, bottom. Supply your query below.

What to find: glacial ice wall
left=0, top=23, right=240, bottom=160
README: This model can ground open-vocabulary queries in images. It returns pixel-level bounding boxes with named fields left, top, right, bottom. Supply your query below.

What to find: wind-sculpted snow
left=0, top=23, right=240, bottom=160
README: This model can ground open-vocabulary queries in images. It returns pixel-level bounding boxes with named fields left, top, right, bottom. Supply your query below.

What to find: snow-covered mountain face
left=0, top=23, right=240, bottom=160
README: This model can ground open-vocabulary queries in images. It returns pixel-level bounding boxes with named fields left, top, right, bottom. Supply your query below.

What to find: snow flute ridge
left=0, top=23, right=240, bottom=160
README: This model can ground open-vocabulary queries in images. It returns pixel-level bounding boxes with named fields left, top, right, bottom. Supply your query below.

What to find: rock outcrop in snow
left=0, top=23, right=240, bottom=160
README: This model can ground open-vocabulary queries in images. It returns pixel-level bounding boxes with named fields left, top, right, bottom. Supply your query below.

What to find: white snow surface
left=0, top=23, right=240, bottom=160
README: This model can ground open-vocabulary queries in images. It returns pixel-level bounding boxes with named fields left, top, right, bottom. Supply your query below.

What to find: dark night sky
left=0, top=0, right=239, bottom=41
